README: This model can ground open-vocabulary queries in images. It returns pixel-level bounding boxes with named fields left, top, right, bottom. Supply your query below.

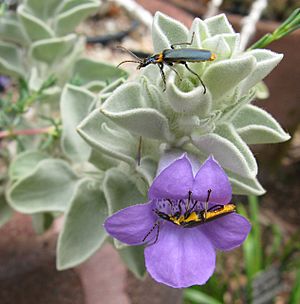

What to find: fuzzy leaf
left=25, top=0, right=61, bottom=19
left=102, top=83, right=172, bottom=140
left=0, top=195, right=13, bottom=228
left=192, top=123, right=257, bottom=178
left=232, top=104, right=290, bottom=144
left=28, top=67, right=62, bottom=95
left=255, top=81, right=269, bottom=99
left=239, top=49, right=283, bottom=96
left=166, top=73, right=212, bottom=115
left=0, top=41, right=25, bottom=78
left=99, top=78, right=127, bottom=95
left=0, top=13, right=28, bottom=45
left=203, top=55, right=256, bottom=103
left=202, top=35, right=231, bottom=61
left=30, top=34, right=77, bottom=64
left=152, top=11, right=188, bottom=52
left=57, top=179, right=108, bottom=270
left=103, top=168, right=147, bottom=248
left=77, top=109, right=138, bottom=166
left=228, top=171, right=265, bottom=196
left=31, top=213, right=55, bottom=234
left=9, top=150, right=49, bottom=181
left=7, top=159, right=79, bottom=213
left=222, top=33, right=240, bottom=57
left=119, top=246, right=146, bottom=279
left=204, top=14, right=235, bottom=36
left=88, top=149, right=119, bottom=171
left=103, top=168, right=147, bottom=214
left=17, top=5, right=54, bottom=41
left=60, top=84, right=95, bottom=162
left=189, top=18, right=210, bottom=47
left=72, top=58, right=128, bottom=88
left=55, top=0, right=100, bottom=36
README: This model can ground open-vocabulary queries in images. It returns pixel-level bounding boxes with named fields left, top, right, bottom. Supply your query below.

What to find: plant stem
left=0, top=127, right=52, bottom=139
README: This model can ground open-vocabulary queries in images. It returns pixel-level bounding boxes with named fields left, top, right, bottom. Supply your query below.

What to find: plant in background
left=2, top=2, right=298, bottom=291
left=79, top=12, right=290, bottom=197
left=0, top=0, right=127, bottom=228
left=0, top=0, right=99, bottom=93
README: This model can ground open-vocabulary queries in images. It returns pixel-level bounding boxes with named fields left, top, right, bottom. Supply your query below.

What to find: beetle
left=143, top=189, right=236, bottom=245
left=117, top=33, right=216, bottom=94
left=153, top=190, right=236, bottom=228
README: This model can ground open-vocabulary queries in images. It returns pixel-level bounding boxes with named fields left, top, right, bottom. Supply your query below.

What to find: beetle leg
left=166, top=63, right=183, bottom=81
left=170, top=32, right=195, bottom=49
left=143, top=221, right=161, bottom=246
left=158, top=62, right=167, bottom=91
left=183, top=62, right=207, bottom=94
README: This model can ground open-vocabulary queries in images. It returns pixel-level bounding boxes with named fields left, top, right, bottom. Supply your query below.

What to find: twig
left=0, top=127, right=52, bottom=139
left=240, top=0, right=268, bottom=50
left=204, top=0, right=223, bottom=19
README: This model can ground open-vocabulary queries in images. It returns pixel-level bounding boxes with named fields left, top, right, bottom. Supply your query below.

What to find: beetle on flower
left=104, top=154, right=251, bottom=288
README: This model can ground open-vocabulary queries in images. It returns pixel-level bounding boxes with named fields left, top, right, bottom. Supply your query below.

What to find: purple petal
left=192, top=156, right=232, bottom=204
left=145, top=223, right=216, bottom=288
left=148, top=154, right=194, bottom=200
left=200, top=213, right=251, bottom=251
left=104, top=201, right=156, bottom=245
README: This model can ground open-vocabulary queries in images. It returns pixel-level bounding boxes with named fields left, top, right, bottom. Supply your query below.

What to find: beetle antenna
left=117, top=60, right=142, bottom=68
left=143, top=221, right=160, bottom=246
left=116, top=46, right=142, bottom=61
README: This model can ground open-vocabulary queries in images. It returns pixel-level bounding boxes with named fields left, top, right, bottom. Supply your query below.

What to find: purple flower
left=0, top=76, right=11, bottom=92
left=104, top=154, right=251, bottom=288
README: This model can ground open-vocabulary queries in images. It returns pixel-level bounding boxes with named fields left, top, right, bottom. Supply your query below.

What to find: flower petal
left=192, top=156, right=232, bottom=204
left=201, top=213, right=251, bottom=250
left=145, top=223, right=216, bottom=288
left=148, top=154, right=194, bottom=200
left=104, top=201, right=156, bottom=245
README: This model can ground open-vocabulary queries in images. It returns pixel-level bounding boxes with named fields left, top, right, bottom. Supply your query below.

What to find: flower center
left=154, top=197, right=206, bottom=228
left=153, top=190, right=236, bottom=228
left=143, top=191, right=236, bottom=245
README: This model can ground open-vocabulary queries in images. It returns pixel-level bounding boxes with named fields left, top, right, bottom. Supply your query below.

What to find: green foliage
left=249, top=8, right=300, bottom=50
left=184, top=289, right=223, bottom=304
left=119, top=246, right=147, bottom=279
left=7, top=159, right=80, bottom=213
left=83, top=12, right=289, bottom=198
left=289, top=269, right=300, bottom=304
left=57, top=179, right=108, bottom=270
left=0, top=0, right=99, bottom=92
left=0, top=0, right=128, bottom=269
left=8, top=150, right=49, bottom=181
